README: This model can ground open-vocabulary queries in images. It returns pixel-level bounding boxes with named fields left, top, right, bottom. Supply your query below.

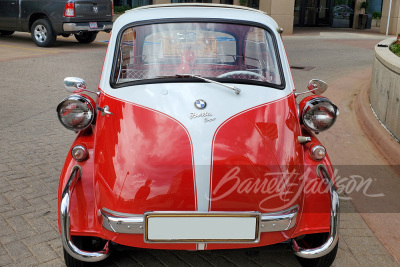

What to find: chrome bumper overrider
left=292, top=165, right=340, bottom=259
left=101, top=205, right=299, bottom=236
left=60, top=166, right=110, bottom=262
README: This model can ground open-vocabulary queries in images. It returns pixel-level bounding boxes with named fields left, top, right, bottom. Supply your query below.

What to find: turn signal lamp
left=64, top=2, right=75, bottom=17
left=57, top=94, right=95, bottom=131
left=299, top=96, right=339, bottom=132
left=71, top=145, right=88, bottom=161
left=309, top=144, right=326, bottom=161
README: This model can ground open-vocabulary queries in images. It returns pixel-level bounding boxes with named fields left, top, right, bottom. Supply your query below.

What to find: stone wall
left=370, top=37, right=400, bottom=140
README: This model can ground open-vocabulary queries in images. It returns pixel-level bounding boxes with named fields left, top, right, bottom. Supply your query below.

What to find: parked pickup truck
left=0, top=0, right=113, bottom=47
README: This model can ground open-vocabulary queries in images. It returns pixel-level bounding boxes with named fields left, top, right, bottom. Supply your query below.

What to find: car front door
left=0, top=0, right=19, bottom=30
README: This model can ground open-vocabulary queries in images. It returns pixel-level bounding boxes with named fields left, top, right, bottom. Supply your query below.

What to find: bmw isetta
left=57, top=4, right=340, bottom=267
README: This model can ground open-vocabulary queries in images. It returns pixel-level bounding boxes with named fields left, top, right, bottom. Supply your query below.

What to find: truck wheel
left=0, top=30, right=14, bottom=36
left=31, top=19, right=56, bottom=47
left=74, top=32, right=98, bottom=44
left=295, top=234, right=339, bottom=267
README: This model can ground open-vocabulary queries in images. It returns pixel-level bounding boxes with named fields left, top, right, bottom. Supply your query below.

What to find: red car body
left=57, top=4, right=339, bottom=266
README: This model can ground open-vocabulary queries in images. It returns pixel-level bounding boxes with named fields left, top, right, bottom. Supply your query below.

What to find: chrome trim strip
left=60, top=166, right=110, bottom=262
left=260, top=205, right=298, bottom=232
left=101, top=205, right=299, bottom=236
left=101, top=208, right=144, bottom=234
left=63, top=23, right=113, bottom=32
left=292, top=165, right=340, bottom=259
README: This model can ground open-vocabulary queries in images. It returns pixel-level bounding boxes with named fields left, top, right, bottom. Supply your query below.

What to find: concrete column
left=153, top=0, right=170, bottom=4
left=259, top=0, right=294, bottom=35
left=380, top=0, right=400, bottom=34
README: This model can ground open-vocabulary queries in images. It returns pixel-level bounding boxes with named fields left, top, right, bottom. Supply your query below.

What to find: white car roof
left=113, top=4, right=278, bottom=30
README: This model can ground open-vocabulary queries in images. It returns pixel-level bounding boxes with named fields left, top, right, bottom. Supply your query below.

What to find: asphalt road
left=0, top=30, right=399, bottom=266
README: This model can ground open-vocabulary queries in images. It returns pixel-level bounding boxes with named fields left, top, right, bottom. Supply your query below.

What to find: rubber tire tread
left=31, top=19, right=56, bottom=47
left=295, top=241, right=339, bottom=267
left=63, top=248, right=89, bottom=267
left=74, top=32, right=98, bottom=44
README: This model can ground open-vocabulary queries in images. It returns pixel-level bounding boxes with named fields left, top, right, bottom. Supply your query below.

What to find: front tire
left=295, top=234, right=338, bottom=267
left=74, top=32, right=98, bottom=44
left=0, top=30, right=14, bottom=36
left=31, top=19, right=56, bottom=47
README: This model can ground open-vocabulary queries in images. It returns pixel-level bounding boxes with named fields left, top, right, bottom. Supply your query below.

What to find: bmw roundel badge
left=194, top=99, right=207, bottom=109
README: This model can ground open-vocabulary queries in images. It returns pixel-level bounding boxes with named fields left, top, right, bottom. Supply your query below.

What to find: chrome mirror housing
left=64, top=77, right=87, bottom=93
left=308, top=79, right=328, bottom=95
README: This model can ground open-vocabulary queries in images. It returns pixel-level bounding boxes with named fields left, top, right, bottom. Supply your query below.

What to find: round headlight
left=300, top=96, right=339, bottom=132
left=57, top=95, right=95, bottom=131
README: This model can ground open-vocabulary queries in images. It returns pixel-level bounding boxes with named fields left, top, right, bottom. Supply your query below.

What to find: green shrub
left=390, top=36, right=400, bottom=57
left=114, top=5, right=131, bottom=14
left=372, top=11, right=382, bottom=19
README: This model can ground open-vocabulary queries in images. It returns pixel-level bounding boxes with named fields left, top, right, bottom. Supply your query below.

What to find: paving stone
left=39, top=258, right=65, bottom=266
left=27, top=197, right=52, bottom=212
left=0, top=254, right=14, bottom=266
left=6, top=215, right=32, bottom=233
left=30, top=242, right=59, bottom=263
left=26, top=216, right=54, bottom=234
left=7, top=256, right=39, bottom=267
left=23, top=230, right=59, bottom=247
left=148, top=250, right=191, bottom=267
left=1, top=229, right=37, bottom=245
left=4, top=240, right=32, bottom=260
left=172, top=251, right=214, bottom=267
left=1, top=206, right=36, bottom=218
left=195, top=252, right=238, bottom=267
left=356, top=254, right=399, bottom=267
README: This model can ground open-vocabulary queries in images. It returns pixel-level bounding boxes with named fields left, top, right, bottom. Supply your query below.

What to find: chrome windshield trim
left=101, top=205, right=299, bottom=235
left=292, top=165, right=340, bottom=259
left=60, top=166, right=110, bottom=262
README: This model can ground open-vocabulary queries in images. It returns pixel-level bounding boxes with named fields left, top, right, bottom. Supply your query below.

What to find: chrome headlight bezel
left=300, top=96, right=339, bottom=132
left=57, top=94, right=95, bottom=131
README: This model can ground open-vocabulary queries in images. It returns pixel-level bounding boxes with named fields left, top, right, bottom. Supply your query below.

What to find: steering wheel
left=217, top=70, right=266, bottom=81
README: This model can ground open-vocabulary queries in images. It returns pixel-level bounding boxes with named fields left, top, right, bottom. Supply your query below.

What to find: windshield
left=112, top=22, right=283, bottom=87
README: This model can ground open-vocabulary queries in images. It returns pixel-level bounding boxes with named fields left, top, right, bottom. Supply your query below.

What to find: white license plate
left=144, top=212, right=260, bottom=243
left=89, top=22, right=98, bottom=29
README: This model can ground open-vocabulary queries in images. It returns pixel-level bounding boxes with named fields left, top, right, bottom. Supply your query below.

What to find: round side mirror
left=308, top=79, right=328, bottom=95
left=64, top=77, right=86, bottom=93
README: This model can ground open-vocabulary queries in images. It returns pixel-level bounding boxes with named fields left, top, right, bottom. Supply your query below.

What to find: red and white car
left=57, top=4, right=339, bottom=267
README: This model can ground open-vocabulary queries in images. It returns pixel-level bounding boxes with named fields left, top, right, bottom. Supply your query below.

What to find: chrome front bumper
left=292, top=165, right=340, bottom=259
left=101, top=205, right=299, bottom=237
left=60, top=166, right=110, bottom=262
left=63, top=22, right=113, bottom=32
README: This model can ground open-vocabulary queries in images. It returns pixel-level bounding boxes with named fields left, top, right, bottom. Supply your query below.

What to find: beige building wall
left=153, top=0, right=170, bottom=4
left=380, top=0, right=400, bottom=35
left=149, top=0, right=295, bottom=35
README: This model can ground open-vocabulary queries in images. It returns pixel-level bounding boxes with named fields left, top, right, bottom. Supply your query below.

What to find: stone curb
left=355, top=71, right=400, bottom=166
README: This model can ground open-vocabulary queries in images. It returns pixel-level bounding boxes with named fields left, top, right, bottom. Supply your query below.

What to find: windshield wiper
left=158, top=74, right=241, bottom=95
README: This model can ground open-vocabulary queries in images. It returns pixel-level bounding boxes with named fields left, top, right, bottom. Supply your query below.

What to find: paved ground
left=0, top=28, right=399, bottom=266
